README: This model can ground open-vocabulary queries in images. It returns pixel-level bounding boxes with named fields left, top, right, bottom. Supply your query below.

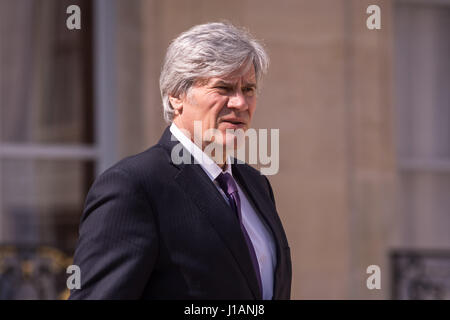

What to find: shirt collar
left=170, top=122, right=232, bottom=181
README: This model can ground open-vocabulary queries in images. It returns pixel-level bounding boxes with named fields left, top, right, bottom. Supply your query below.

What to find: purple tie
left=215, top=172, right=262, bottom=295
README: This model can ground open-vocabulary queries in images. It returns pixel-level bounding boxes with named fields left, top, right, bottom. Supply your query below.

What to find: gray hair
left=159, top=22, right=269, bottom=123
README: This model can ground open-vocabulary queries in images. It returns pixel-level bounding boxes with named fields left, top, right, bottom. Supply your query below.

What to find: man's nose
left=227, top=90, right=248, bottom=110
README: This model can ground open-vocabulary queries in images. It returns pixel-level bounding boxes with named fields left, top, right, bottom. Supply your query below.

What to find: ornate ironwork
left=391, top=250, right=450, bottom=300
left=0, top=244, right=72, bottom=299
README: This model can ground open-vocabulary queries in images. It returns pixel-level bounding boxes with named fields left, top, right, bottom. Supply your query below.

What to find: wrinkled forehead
left=197, top=63, right=256, bottom=86
left=221, top=63, right=256, bottom=82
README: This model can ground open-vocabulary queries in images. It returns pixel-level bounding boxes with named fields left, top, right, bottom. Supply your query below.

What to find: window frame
left=0, top=0, right=119, bottom=242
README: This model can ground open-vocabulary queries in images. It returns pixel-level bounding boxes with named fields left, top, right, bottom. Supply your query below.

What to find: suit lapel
left=158, top=127, right=261, bottom=299
left=232, top=163, right=288, bottom=300
left=174, top=164, right=262, bottom=299
left=232, top=164, right=284, bottom=243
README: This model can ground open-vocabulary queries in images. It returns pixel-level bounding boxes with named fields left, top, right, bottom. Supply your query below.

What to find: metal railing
left=391, top=249, right=450, bottom=299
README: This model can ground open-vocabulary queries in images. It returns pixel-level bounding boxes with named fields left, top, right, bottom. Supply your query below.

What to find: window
left=0, top=0, right=95, bottom=254
left=394, top=1, right=450, bottom=250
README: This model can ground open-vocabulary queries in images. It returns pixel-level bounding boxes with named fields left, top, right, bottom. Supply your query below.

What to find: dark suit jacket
left=69, top=126, right=291, bottom=300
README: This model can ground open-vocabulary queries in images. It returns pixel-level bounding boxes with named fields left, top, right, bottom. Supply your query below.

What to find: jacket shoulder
left=103, top=144, right=172, bottom=177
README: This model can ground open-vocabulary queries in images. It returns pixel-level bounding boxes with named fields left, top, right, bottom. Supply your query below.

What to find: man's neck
left=172, top=120, right=229, bottom=170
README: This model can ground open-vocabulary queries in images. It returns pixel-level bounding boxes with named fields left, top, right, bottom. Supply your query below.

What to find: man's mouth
left=221, top=118, right=246, bottom=126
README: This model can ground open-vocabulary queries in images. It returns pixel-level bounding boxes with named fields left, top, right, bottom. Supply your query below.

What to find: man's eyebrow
left=210, top=80, right=257, bottom=87
left=211, top=80, right=234, bottom=86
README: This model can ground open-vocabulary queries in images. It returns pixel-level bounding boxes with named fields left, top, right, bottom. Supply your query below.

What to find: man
left=69, top=22, right=291, bottom=300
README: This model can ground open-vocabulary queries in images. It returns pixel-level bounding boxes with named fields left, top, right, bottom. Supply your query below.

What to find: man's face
left=172, top=65, right=257, bottom=149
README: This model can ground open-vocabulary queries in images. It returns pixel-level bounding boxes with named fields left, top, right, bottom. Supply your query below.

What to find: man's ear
left=169, top=95, right=183, bottom=115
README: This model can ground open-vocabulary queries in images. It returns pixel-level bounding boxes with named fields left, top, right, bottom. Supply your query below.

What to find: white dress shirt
left=170, top=123, right=277, bottom=300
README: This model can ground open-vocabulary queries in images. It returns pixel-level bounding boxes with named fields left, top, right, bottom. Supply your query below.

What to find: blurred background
left=0, top=0, right=449, bottom=299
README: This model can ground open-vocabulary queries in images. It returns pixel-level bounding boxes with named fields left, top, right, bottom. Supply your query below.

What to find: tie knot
left=216, top=172, right=238, bottom=195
